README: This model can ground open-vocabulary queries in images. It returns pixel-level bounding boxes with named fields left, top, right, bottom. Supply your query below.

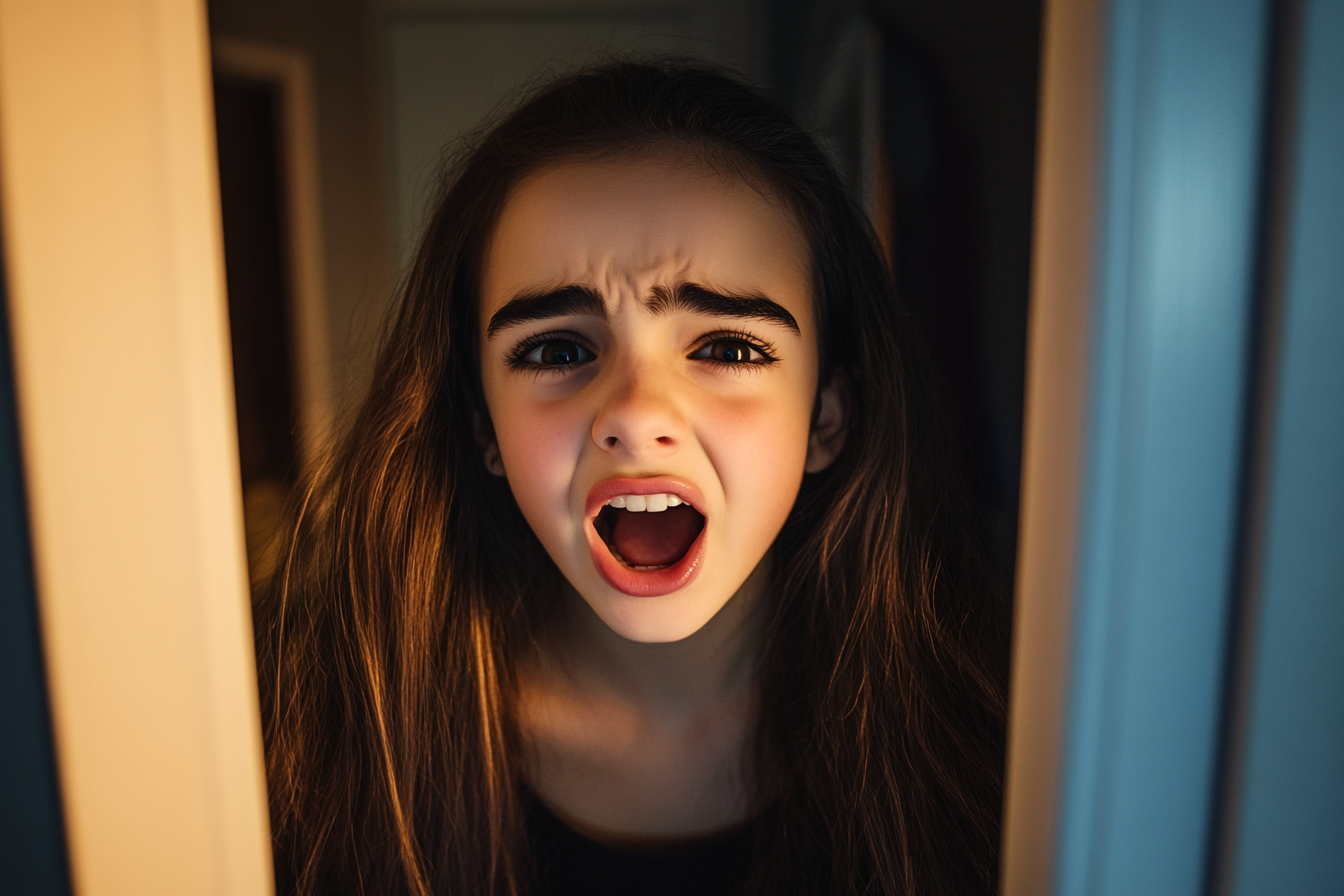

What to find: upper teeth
left=607, top=493, right=683, bottom=512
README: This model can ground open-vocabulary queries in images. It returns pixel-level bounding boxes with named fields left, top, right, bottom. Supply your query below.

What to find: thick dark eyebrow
left=647, top=283, right=800, bottom=334
left=486, top=284, right=607, bottom=337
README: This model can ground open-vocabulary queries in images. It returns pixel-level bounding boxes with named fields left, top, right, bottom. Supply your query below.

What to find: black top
left=526, top=794, right=756, bottom=896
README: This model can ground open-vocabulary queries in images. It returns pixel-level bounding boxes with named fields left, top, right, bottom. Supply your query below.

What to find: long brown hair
left=255, top=59, right=1007, bottom=895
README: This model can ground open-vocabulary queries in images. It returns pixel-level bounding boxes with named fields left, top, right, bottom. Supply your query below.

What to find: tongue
left=610, top=504, right=703, bottom=568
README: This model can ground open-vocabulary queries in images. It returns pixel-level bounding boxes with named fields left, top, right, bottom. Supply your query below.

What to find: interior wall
left=208, top=0, right=393, bottom=411
left=379, top=0, right=768, bottom=270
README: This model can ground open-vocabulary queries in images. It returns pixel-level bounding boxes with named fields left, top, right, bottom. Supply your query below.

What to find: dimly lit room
left=0, top=1, right=1339, bottom=894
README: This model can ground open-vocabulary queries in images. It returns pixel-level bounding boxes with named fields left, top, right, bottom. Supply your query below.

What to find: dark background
left=772, top=0, right=1043, bottom=588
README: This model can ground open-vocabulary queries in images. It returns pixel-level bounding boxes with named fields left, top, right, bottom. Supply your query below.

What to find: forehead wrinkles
left=589, top=251, right=697, bottom=315
left=482, top=155, right=812, bottom=328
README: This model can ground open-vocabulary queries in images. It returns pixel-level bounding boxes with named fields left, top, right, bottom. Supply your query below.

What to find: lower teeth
left=608, top=546, right=669, bottom=571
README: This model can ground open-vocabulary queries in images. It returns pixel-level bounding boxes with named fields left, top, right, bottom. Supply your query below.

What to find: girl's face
left=479, top=153, right=833, bottom=643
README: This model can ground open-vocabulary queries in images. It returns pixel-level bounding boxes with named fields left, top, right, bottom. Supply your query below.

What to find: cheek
left=697, top=385, right=814, bottom=534
left=489, top=394, right=589, bottom=518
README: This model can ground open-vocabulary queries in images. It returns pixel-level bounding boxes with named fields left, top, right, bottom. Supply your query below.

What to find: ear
left=473, top=412, right=507, bottom=478
left=805, top=373, right=848, bottom=473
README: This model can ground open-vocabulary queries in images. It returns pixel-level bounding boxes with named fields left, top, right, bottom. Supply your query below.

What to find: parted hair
left=255, top=58, right=1008, bottom=895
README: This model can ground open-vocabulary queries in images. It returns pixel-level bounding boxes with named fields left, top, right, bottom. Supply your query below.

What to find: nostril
left=656, top=436, right=674, bottom=446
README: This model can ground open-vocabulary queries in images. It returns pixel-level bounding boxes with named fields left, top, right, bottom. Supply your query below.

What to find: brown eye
left=691, top=339, right=768, bottom=365
left=522, top=339, right=595, bottom=367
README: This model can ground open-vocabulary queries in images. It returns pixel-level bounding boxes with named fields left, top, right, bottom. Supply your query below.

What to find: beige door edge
left=0, top=1, right=273, bottom=893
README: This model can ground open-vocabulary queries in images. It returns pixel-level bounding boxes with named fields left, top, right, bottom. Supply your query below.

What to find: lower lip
left=585, top=514, right=706, bottom=597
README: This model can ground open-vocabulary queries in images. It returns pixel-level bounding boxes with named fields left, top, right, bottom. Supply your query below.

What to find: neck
left=517, top=559, right=769, bottom=837
left=543, top=559, right=770, bottom=716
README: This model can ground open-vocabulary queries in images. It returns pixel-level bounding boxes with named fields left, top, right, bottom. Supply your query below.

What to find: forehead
left=480, top=153, right=811, bottom=321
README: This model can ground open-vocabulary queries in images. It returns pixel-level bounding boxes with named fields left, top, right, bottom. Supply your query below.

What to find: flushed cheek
left=696, top=397, right=812, bottom=547
left=493, top=399, right=588, bottom=538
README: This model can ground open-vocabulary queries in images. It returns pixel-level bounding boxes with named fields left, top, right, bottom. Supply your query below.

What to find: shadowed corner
left=0, top=236, right=72, bottom=896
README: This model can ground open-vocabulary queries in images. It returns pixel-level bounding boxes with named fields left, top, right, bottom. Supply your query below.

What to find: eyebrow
left=648, top=283, right=800, bottom=334
left=486, top=281, right=800, bottom=337
left=486, top=284, right=607, bottom=337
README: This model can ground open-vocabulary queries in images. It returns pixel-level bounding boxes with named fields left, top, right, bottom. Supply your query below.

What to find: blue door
left=1007, top=1, right=1344, bottom=894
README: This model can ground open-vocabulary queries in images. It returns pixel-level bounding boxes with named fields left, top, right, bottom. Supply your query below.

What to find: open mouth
left=584, top=478, right=709, bottom=597
left=594, top=495, right=707, bottom=570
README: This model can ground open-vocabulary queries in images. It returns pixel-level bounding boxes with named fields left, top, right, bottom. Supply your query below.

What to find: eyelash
left=504, top=328, right=779, bottom=373
left=688, top=330, right=779, bottom=370
left=504, top=330, right=594, bottom=371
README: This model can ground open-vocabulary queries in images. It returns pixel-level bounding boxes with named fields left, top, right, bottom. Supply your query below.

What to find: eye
left=689, top=335, right=776, bottom=366
left=510, top=335, right=596, bottom=370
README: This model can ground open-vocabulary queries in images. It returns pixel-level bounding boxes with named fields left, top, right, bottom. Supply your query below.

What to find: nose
left=591, top=364, right=687, bottom=460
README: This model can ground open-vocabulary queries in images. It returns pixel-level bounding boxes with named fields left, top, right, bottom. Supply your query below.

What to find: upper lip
left=584, top=476, right=707, bottom=521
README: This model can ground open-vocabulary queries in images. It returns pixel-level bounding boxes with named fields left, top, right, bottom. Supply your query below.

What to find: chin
left=584, top=584, right=734, bottom=643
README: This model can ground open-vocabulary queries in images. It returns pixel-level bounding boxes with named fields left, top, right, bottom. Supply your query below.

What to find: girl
left=256, top=59, right=1007, bottom=895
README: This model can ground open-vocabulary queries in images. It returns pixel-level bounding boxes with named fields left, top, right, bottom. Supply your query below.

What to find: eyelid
left=688, top=329, right=779, bottom=364
left=504, top=329, right=597, bottom=369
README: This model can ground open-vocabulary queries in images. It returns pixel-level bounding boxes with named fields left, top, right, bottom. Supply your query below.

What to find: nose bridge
left=592, top=349, right=685, bottom=456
